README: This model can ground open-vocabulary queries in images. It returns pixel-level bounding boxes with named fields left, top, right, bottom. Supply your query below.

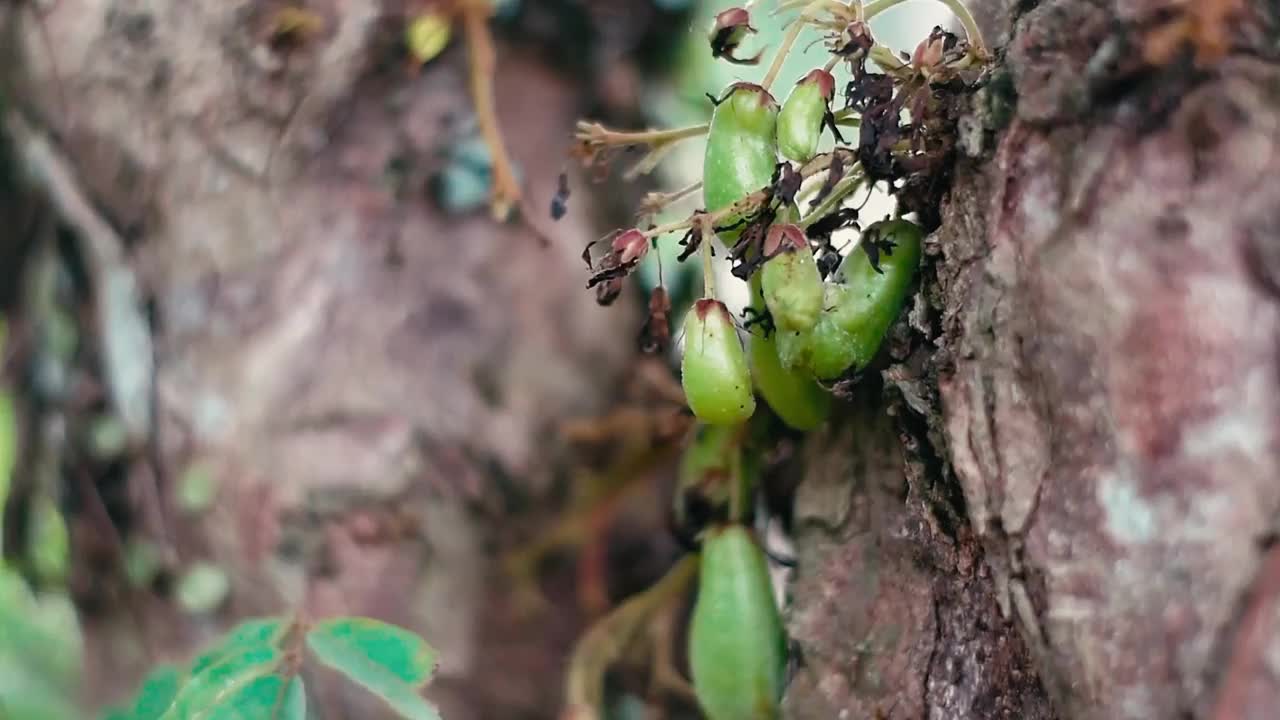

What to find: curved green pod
left=681, top=299, right=756, bottom=425
left=777, top=69, right=835, bottom=164
left=760, top=224, right=823, bottom=333
left=689, top=524, right=787, bottom=720
left=703, top=83, right=779, bottom=240
left=829, top=218, right=923, bottom=363
left=775, top=220, right=923, bottom=379
left=749, top=330, right=831, bottom=429
left=746, top=275, right=830, bottom=430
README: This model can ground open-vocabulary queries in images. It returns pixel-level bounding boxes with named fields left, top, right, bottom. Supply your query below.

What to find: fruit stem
left=700, top=216, right=717, bottom=299
left=577, top=122, right=710, bottom=148
left=762, top=0, right=827, bottom=91
left=799, top=170, right=865, bottom=228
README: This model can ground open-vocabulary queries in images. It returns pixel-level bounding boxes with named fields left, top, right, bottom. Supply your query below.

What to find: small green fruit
left=760, top=224, right=823, bottom=333
left=778, top=69, right=835, bottom=164
left=689, top=524, right=786, bottom=720
left=747, top=275, right=830, bottom=430
left=681, top=299, right=756, bottom=425
left=703, top=83, right=779, bottom=241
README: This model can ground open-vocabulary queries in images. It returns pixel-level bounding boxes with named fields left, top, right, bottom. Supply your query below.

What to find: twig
left=459, top=0, right=521, bottom=221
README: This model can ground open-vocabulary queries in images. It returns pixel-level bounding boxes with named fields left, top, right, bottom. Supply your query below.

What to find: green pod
left=746, top=275, right=830, bottom=430
left=681, top=299, right=756, bottom=425
left=703, top=83, right=779, bottom=239
left=830, top=218, right=923, bottom=363
left=689, top=524, right=787, bottom=720
left=760, top=224, right=823, bottom=333
left=777, top=69, right=835, bottom=164
left=777, top=220, right=923, bottom=379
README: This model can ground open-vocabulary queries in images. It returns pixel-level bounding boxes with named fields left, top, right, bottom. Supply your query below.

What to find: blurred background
left=0, top=1, right=954, bottom=718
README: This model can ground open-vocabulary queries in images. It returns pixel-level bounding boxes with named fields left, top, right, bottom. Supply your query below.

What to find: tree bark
left=785, top=1, right=1280, bottom=718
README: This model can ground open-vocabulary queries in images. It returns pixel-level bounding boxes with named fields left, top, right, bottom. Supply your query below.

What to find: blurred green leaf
left=198, top=674, right=305, bottom=720
left=0, top=566, right=82, bottom=686
left=28, top=496, right=69, bottom=585
left=0, top=656, right=80, bottom=720
left=305, top=617, right=440, bottom=720
left=189, top=618, right=286, bottom=676
left=130, top=665, right=184, bottom=720
left=159, top=645, right=281, bottom=720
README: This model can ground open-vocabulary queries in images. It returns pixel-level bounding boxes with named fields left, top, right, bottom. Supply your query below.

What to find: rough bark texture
left=786, top=1, right=1280, bottom=719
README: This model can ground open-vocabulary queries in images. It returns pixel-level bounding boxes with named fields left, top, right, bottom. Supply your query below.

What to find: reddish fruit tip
left=725, top=82, right=778, bottom=110
left=693, top=298, right=729, bottom=321
left=800, top=69, right=836, bottom=101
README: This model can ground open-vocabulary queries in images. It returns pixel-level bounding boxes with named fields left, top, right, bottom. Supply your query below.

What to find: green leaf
left=131, top=665, right=184, bottom=720
left=0, top=568, right=82, bottom=687
left=199, top=674, right=305, bottom=720
left=160, top=645, right=281, bottom=720
left=189, top=618, right=286, bottom=675
left=0, top=654, right=80, bottom=720
left=305, top=618, right=440, bottom=720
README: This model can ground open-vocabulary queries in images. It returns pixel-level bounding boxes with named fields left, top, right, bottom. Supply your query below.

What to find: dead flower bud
left=709, top=8, right=763, bottom=66
left=612, top=228, right=650, bottom=265
left=585, top=228, right=649, bottom=303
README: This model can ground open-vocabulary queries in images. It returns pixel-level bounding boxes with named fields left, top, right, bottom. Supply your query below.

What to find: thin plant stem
left=578, top=122, right=710, bottom=147
left=460, top=0, right=521, bottom=220
left=864, top=0, right=988, bottom=59
left=700, top=217, right=717, bottom=299
left=799, top=172, right=865, bottom=228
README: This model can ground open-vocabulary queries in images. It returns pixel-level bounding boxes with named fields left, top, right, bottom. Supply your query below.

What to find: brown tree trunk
left=785, top=1, right=1280, bottom=718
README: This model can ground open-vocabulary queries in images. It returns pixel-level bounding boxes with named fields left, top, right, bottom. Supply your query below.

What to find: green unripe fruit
left=777, top=220, right=923, bottom=379
left=689, top=524, right=787, bottom=720
left=760, top=224, right=823, bottom=333
left=746, top=275, right=830, bottom=430
left=749, top=331, right=831, bottom=429
left=777, top=69, right=835, bottom=164
left=682, top=299, right=756, bottom=425
left=831, top=218, right=923, bottom=360
left=704, top=83, right=779, bottom=240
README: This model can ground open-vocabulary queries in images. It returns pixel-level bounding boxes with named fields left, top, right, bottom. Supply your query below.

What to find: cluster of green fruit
left=683, top=77, right=923, bottom=431
left=657, top=19, right=921, bottom=720
left=573, top=1, right=989, bottom=716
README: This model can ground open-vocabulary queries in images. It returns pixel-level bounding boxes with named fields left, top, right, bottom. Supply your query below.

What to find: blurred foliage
left=98, top=616, right=441, bottom=720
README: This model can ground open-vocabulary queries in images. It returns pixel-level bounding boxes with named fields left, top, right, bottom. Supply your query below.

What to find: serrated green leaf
left=131, top=665, right=184, bottom=720
left=305, top=618, right=440, bottom=720
left=161, top=645, right=281, bottom=720
left=189, top=618, right=286, bottom=675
